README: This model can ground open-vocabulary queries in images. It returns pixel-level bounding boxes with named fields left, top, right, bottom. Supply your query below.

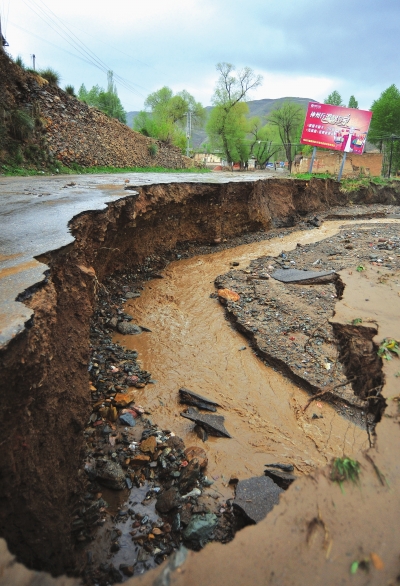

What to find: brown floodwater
left=114, top=220, right=398, bottom=498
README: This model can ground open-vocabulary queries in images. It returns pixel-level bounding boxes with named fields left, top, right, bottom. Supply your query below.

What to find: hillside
left=126, top=96, right=315, bottom=148
left=0, top=51, right=192, bottom=171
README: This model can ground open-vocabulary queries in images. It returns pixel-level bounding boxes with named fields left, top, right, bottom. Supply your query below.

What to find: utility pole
left=31, top=54, right=36, bottom=70
left=186, top=110, right=192, bottom=158
left=0, top=14, right=3, bottom=53
left=0, top=13, right=9, bottom=51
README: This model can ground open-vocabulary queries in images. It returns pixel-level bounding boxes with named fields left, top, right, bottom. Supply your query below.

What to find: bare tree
left=207, top=63, right=263, bottom=163
left=268, top=102, right=304, bottom=172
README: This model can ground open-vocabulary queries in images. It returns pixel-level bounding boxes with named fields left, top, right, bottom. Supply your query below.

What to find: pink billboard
left=300, top=102, right=373, bottom=155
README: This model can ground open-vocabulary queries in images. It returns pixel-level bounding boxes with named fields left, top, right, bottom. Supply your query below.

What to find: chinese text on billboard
left=300, top=103, right=373, bottom=155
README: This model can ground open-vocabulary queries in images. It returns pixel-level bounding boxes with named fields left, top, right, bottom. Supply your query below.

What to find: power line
left=8, top=20, right=97, bottom=68
left=20, top=0, right=146, bottom=98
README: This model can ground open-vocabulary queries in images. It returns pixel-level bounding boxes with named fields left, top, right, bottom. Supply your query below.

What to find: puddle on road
left=115, top=220, right=398, bottom=499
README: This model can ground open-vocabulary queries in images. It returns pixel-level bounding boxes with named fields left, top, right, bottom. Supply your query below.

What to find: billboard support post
left=308, top=147, right=317, bottom=173
left=388, top=136, right=394, bottom=178
left=338, top=152, right=347, bottom=181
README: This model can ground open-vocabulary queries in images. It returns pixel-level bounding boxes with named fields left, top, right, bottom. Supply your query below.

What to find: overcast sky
left=2, top=0, right=399, bottom=114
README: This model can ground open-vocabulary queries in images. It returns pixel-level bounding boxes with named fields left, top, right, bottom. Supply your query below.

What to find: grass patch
left=294, top=173, right=400, bottom=193
left=294, top=172, right=333, bottom=180
left=0, top=164, right=211, bottom=177
left=330, top=457, right=360, bottom=492
left=340, top=176, right=400, bottom=193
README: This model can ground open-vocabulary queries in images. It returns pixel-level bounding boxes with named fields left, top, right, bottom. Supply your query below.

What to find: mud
left=1, top=176, right=400, bottom=585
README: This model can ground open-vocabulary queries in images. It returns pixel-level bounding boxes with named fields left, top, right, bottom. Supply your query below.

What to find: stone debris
left=271, top=268, right=335, bottom=283
left=116, top=321, right=142, bottom=335
left=264, top=468, right=297, bottom=490
left=94, top=460, right=126, bottom=490
left=179, top=387, right=220, bottom=412
left=183, top=514, right=218, bottom=549
left=232, top=476, right=284, bottom=524
left=180, top=410, right=232, bottom=438
left=265, top=463, right=294, bottom=472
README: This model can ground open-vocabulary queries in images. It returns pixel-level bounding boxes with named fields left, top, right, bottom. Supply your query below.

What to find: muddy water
left=115, top=220, right=396, bottom=498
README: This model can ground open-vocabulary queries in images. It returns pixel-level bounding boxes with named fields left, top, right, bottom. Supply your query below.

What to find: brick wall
left=293, top=151, right=383, bottom=177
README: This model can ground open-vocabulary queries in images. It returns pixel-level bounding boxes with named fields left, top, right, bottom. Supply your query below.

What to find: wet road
left=0, top=171, right=270, bottom=347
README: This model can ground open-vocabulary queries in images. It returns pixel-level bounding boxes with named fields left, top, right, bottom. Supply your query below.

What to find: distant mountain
left=126, top=111, right=140, bottom=128
left=126, top=96, right=315, bottom=148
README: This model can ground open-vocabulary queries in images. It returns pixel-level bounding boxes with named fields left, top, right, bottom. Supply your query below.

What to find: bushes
left=148, top=143, right=158, bottom=157
left=65, top=85, right=75, bottom=97
left=8, top=109, right=34, bottom=140
left=38, top=68, right=61, bottom=87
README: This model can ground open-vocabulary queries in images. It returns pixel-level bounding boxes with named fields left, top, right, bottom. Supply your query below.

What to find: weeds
left=148, top=143, right=158, bottom=157
left=0, top=164, right=210, bottom=177
left=38, top=67, right=61, bottom=87
left=377, top=338, right=400, bottom=360
left=330, top=457, right=360, bottom=492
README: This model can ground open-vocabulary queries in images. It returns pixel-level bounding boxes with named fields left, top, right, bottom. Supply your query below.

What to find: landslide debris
left=215, top=219, right=400, bottom=425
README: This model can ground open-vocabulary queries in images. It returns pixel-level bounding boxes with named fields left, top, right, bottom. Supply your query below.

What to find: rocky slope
left=0, top=51, right=192, bottom=170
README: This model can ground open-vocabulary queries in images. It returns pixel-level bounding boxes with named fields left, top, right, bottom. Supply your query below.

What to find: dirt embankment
left=0, top=177, right=399, bottom=580
left=0, top=51, right=191, bottom=169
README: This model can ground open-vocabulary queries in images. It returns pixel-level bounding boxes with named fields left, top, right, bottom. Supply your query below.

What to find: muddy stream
left=113, top=220, right=395, bottom=502
left=86, top=217, right=400, bottom=581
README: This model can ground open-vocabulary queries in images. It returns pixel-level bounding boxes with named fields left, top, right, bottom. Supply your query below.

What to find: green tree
left=247, top=117, right=280, bottom=166
left=206, top=62, right=262, bottom=163
left=77, top=71, right=126, bottom=123
left=324, top=91, right=344, bottom=106
left=268, top=102, right=304, bottom=172
left=348, top=95, right=358, bottom=109
left=134, top=86, right=205, bottom=152
left=369, top=84, right=400, bottom=150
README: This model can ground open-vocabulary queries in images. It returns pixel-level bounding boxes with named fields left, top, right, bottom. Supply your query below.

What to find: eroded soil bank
left=0, top=178, right=400, bottom=584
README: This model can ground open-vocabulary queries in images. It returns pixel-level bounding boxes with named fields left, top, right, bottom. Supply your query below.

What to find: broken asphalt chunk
left=180, top=411, right=231, bottom=438
left=264, top=468, right=297, bottom=490
left=232, top=476, right=283, bottom=524
left=271, top=268, right=335, bottom=283
left=264, top=463, right=294, bottom=472
left=179, top=387, right=220, bottom=412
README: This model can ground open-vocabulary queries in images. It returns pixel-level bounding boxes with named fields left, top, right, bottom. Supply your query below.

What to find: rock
left=264, top=463, right=294, bottom=472
left=131, top=454, right=151, bottom=465
left=179, top=458, right=201, bottom=492
left=120, top=565, right=134, bottom=577
left=271, top=268, right=335, bottom=284
left=119, top=413, right=136, bottom=427
left=156, top=487, right=181, bottom=513
left=184, top=446, right=208, bottom=469
left=140, top=436, right=157, bottom=454
left=166, top=436, right=185, bottom=451
left=126, top=375, right=139, bottom=386
left=183, top=514, right=218, bottom=548
left=195, top=425, right=208, bottom=442
left=232, top=476, right=283, bottom=524
left=179, top=387, right=220, bottom=412
left=109, top=317, right=118, bottom=329
left=264, top=468, right=296, bottom=490
left=113, top=392, right=136, bottom=407
left=95, top=460, right=126, bottom=490
left=217, top=288, right=240, bottom=303
left=125, top=292, right=141, bottom=299
left=117, top=322, right=142, bottom=335
left=180, top=411, right=231, bottom=438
